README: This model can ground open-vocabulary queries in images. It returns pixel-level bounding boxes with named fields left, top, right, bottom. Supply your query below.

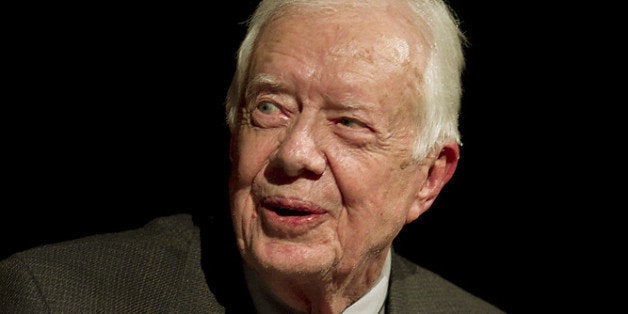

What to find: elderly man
left=1, top=0, right=503, bottom=313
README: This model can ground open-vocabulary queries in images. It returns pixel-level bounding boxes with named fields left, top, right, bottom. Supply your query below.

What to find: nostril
left=264, top=147, right=325, bottom=184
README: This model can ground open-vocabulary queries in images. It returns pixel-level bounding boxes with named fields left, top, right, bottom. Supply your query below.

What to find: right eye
left=250, top=101, right=286, bottom=128
left=257, top=101, right=280, bottom=115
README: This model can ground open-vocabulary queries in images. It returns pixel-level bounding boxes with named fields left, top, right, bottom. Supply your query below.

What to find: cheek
left=233, top=129, right=278, bottom=183
left=332, top=157, right=415, bottom=254
left=329, top=148, right=419, bottom=222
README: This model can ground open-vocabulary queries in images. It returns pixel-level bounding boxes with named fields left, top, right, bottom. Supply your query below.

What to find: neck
left=246, top=248, right=391, bottom=314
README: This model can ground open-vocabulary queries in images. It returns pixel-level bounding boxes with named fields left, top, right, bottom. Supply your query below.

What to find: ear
left=405, top=141, right=460, bottom=224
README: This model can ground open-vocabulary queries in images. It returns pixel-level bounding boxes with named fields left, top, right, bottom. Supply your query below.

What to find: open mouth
left=261, top=196, right=325, bottom=216
left=270, top=206, right=313, bottom=216
left=259, top=197, right=328, bottom=236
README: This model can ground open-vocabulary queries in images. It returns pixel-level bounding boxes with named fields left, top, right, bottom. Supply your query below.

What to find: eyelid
left=256, top=101, right=281, bottom=114
left=336, top=117, right=365, bottom=128
left=250, top=98, right=289, bottom=128
left=249, top=91, right=297, bottom=114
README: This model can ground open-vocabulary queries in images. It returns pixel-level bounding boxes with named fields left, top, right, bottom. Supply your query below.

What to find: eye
left=257, top=101, right=280, bottom=115
left=250, top=100, right=287, bottom=128
left=337, top=117, right=366, bottom=128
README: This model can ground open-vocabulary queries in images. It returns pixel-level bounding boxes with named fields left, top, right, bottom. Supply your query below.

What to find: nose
left=270, top=116, right=327, bottom=178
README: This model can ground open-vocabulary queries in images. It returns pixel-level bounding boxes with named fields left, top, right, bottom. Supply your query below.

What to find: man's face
left=229, top=9, right=432, bottom=279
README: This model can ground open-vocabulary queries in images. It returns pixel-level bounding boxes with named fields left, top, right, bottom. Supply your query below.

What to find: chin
left=250, top=238, right=339, bottom=278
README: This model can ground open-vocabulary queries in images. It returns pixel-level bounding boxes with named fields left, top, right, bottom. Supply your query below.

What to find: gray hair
left=225, top=0, right=467, bottom=160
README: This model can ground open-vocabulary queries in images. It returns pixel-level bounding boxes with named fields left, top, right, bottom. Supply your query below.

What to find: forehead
left=250, top=4, right=430, bottom=101
left=257, top=4, right=429, bottom=66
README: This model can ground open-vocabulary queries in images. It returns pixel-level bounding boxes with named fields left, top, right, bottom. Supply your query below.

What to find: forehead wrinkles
left=298, top=2, right=428, bottom=68
left=250, top=4, right=430, bottom=106
left=328, top=35, right=412, bottom=80
left=258, top=2, right=430, bottom=66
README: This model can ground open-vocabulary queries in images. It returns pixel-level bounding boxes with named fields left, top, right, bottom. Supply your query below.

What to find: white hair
left=225, top=0, right=467, bottom=160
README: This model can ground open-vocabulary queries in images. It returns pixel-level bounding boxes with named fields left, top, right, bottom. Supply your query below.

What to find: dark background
left=3, top=1, right=597, bottom=313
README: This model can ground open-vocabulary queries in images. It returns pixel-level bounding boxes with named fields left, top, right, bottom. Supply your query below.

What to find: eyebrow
left=245, top=74, right=285, bottom=100
left=245, top=73, right=380, bottom=112
left=333, top=100, right=378, bottom=111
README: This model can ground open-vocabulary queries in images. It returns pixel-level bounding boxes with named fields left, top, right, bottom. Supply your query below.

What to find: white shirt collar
left=245, top=249, right=391, bottom=314
left=342, top=249, right=391, bottom=314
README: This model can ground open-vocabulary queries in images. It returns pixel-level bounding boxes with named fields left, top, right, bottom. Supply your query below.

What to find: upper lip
left=260, top=195, right=326, bottom=215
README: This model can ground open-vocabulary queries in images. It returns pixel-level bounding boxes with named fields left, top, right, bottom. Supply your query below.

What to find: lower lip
left=260, top=207, right=328, bottom=236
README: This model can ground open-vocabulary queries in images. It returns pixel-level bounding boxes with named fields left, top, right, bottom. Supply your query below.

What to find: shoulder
left=1, top=214, right=220, bottom=312
left=388, top=252, right=505, bottom=313
left=6, top=213, right=200, bottom=268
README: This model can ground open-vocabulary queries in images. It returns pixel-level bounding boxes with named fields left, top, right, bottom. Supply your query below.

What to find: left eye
left=338, top=117, right=365, bottom=128
left=257, top=101, right=280, bottom=114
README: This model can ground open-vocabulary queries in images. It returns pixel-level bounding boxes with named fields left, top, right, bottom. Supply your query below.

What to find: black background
left=3, top=1, right=600, bottom=313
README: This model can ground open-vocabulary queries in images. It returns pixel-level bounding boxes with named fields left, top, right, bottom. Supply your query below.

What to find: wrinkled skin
left=229, top=4, right=459, bottom=313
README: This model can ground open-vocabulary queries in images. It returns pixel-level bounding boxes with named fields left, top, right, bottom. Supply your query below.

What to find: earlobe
left=405, top=141, right=460, bottom=224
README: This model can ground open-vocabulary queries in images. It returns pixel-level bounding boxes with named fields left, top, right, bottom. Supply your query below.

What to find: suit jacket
left=0, top=214, right=504, bottom=313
